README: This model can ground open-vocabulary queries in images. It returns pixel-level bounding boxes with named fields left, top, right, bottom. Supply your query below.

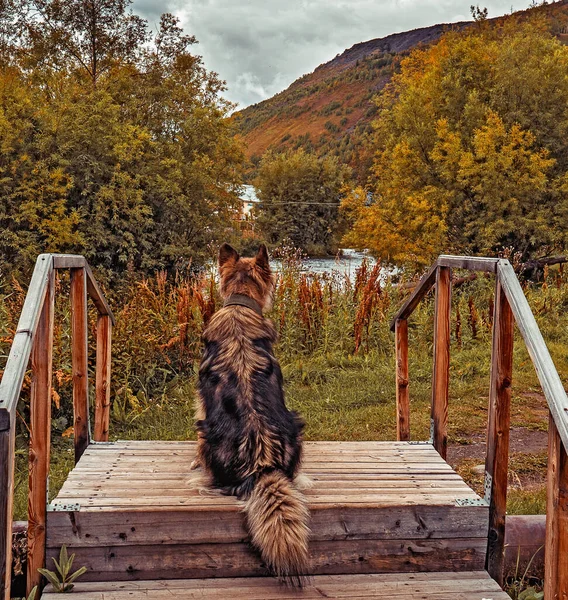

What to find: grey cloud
left=132, top=0, right=525, bottom=108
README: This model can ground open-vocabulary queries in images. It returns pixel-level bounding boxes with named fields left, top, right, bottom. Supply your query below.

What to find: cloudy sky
left=132, top=0, right=527, bottom=109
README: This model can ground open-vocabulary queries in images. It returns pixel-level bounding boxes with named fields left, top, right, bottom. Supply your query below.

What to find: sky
left=132, top=0, right=528, bottom=109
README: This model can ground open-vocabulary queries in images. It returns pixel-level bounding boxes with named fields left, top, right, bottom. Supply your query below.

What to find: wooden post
left=70, top=267, right=90, bottom=462
left=27, top=270, right=55, bottom=594
left=485, top=278, right=514, bottom=585
left=395, top=318, right=410, bottom=441
left=431, top=266, right=451, bottom=459
left=545, top=414, right=568, bottom=600
left=94, top=314, right=112, bottom=442
left=0, top=422, right=15, bottom=600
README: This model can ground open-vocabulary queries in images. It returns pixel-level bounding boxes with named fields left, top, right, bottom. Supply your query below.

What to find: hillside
left=233, top=2, right=568, bottom=183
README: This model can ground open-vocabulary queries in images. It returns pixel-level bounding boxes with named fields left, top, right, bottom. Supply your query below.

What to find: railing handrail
left=0, top=253, right=113, bottom=599
left=390, top=254, right=568, bottom=453
left=391, top=253, right=568, bottom=593
left=52, top=255, right=115, bottom=324
left=497, top=259, right=568, bottom=452
left=0, top=255, right=114, bottom=429
left=390, top=255, right=499, bottom=330
left=0, top=254, right=53, bottom=427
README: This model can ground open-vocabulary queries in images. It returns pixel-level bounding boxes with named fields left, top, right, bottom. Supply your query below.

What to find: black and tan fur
left=193, top=243, right=310, bottom=586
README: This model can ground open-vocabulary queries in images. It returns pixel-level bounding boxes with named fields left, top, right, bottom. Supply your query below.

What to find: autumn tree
left=0, top=0, right=245, bottom=279
left=343, top=16, right=568, bottom=266
left=255, top=149, right=351, bottom=256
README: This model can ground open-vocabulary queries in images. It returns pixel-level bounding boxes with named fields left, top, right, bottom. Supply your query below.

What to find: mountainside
left=233, top=22, right=468, bottom=182
left=233, top=2, right=568, bottom=183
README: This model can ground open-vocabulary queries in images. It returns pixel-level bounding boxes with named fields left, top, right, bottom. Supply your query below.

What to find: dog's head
left=218, top=243, right=274, bottom=312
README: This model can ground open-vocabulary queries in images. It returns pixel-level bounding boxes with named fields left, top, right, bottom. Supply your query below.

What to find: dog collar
left=223, top=294, right=263, bottom=316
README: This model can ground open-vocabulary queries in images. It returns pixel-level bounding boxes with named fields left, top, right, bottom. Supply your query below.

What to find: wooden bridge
left=0, top=254, right=566, bottom=599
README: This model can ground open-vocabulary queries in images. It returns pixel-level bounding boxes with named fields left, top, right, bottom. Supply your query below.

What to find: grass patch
left=507, top=487, right=547, bottom=516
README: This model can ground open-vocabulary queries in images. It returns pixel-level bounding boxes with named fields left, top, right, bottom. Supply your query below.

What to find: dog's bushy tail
left=243, top=470, right=310, bottom=587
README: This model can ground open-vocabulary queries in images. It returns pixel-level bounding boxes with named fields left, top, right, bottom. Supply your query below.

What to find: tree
left=0, top=1, right=245, bottom=280
left=254, top=149, right=351, bottom=256
left=10, top=0, right=148, bottom=87
left=343, top=17, right=568, bottom=265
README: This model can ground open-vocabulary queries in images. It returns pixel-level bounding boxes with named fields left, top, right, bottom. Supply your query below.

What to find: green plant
left=14, top=587, right=38, bottom=600
left=504, top=545, right=544, bottom=599
left=38, top=545, right=87, bottom=592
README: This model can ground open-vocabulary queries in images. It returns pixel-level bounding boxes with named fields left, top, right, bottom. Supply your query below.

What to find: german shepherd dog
left=192, top=243, right=310, bottom=586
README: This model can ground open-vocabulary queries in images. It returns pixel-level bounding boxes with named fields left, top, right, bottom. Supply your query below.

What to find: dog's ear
left=219, top=243, right=239, bottom=267
left=255, top=244, right=270, bottom=270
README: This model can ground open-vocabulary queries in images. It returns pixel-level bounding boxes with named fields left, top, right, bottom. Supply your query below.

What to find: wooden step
left=44, top=572, right=510, bottom=599
left=46, top=441, right=489, bottom=581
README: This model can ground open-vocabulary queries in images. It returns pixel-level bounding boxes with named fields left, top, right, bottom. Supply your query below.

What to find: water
left=301, top=249, right=375, bottom=278
left=272, top=249, right=391, bottom=282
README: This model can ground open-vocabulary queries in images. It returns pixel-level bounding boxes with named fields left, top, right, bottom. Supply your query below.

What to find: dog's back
left=195, top=244, right=310, bottom=586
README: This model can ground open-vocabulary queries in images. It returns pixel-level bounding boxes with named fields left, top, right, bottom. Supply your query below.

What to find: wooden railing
left=391, top=255, right=568, bottom=595
left=0, top=254, right=114, bottom=599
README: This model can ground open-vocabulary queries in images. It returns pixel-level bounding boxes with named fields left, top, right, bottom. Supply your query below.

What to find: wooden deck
left=46, top=441, right=490, bottom=583
left=44, top=572, right=511, bottom=599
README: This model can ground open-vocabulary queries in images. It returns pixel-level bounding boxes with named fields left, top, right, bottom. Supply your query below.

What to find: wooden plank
left=497, top=259, right=568, bottom=452
left=484, top=278, right=513, bottom=585
left=46, top=504, right=488, bottom=547
left=27, top=270, right=55, bottom=594
left=437, top=255, right=498, bottom=273
left=43, top=571, right=510, bottom=599
left=395, top=319, right=410, bottom=441
left=106, top=441, right=436, bottom=449
left=0, top=425, right=15, bottom=600
left=70, top=267, right=90, bottom=462
left=52, top=255, right=115, bottom=323
left=544, top=414, right=568, bottom=600
left=94, top=315, right=112, bottom=442
left=84, top=262, right=115, bottom=325
left=43, top=570, right=500, bottom=591
left=390, top=262, right=438, bottom=331
left=0, top=254, right=53, bottom=424
left=52, top=254, right=86, bottom=269
left=46, top=537, right=487, bottom=581
left=58, top=479, right=470, bottom=491
left=431, top=266, right=451, bottom=460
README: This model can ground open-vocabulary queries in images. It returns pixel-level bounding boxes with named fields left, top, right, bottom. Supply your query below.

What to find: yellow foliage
left=343, top=16, right=568, bottom=265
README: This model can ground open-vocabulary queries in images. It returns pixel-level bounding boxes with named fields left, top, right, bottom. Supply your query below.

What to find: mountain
left=233, top=22, right=468, bottom=182
left=233, top=2, right=568, bottom=183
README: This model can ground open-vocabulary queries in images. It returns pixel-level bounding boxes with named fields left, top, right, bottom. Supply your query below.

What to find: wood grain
left=390, top=262, right=438, bottom=330
left=431, top=266, right=451, bottom=460
left=0, top=426, right=15, bottom=600
left=436, top=255, right=499, bottom=273
left=43, top=571, right=511, bottom=599
left=545, top=414, right=568, bottom=600
left=484, top=278, right=514, bottom=585
left=47, top=504, right=488, bottom=547
left=27, top=270, right=55, bottom=594
left=395, top=319, right=410, bottom=441
left=47, top=537, right=488, bottom=581
left=94, top=315, right=112, bottom=442
left=70, top=267, right=90, bottom=462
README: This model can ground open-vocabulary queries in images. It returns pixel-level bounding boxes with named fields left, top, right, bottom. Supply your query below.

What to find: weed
left=38, top=545, right=87, bottom=592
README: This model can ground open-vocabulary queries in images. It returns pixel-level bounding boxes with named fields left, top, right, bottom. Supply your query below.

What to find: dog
left=192, top=243, right=310, bottom=586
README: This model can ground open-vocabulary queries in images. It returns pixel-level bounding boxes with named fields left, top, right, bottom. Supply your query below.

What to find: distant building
left=239, top=185, right=260, bottom=219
